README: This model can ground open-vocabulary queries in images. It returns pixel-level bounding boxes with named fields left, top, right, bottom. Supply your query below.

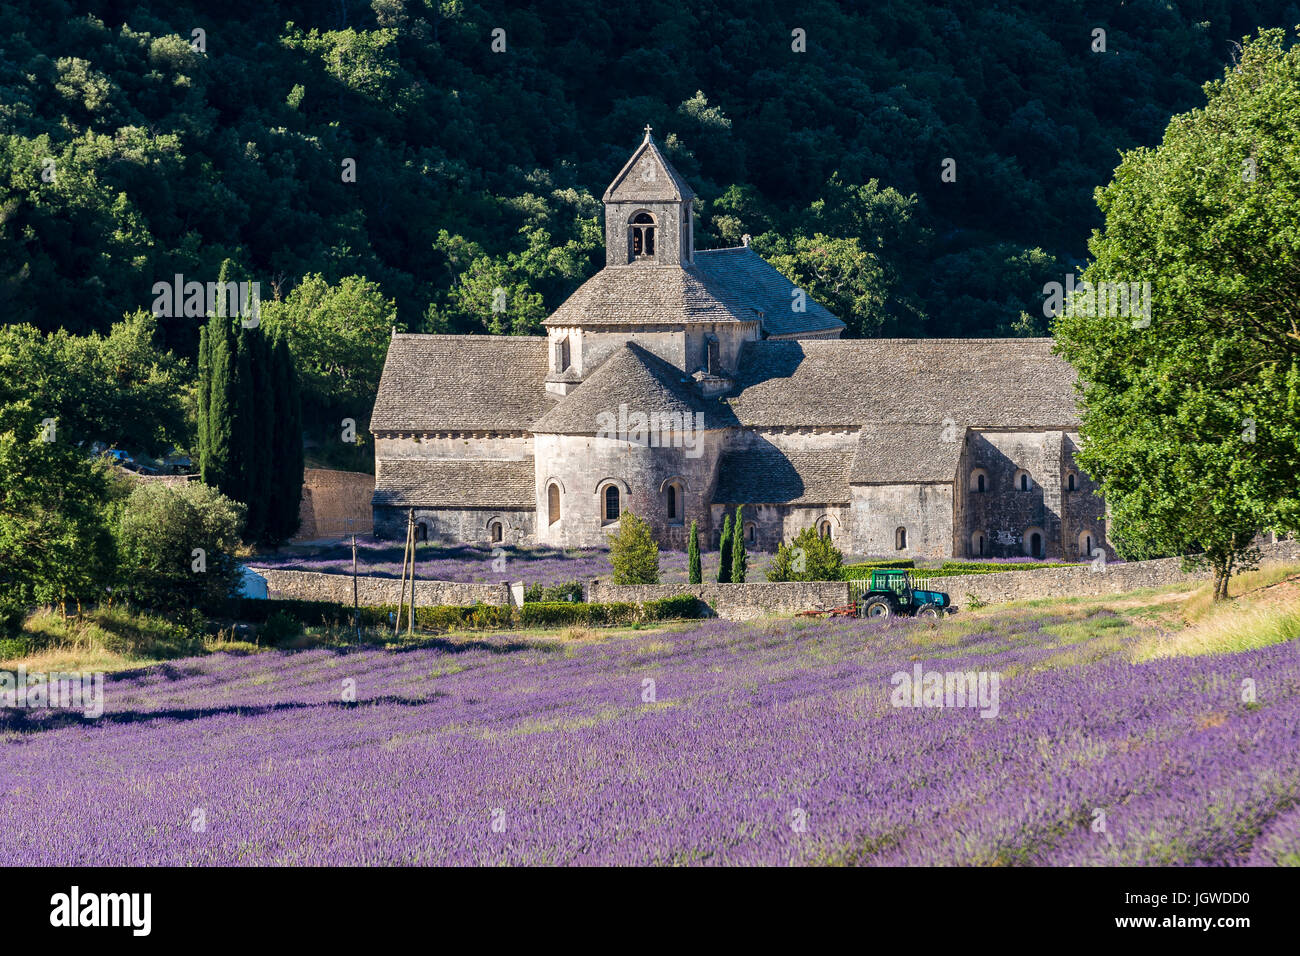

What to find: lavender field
left=3, top=607, right=1299, bottom=866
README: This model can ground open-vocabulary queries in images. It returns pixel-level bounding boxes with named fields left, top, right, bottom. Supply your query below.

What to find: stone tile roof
left=849, top=423, right=964, bottom=483
left=694, top=246, right=845, bottom=336
left=714, top=444, right=850, bottom=505
left=728, top=339, right=1080, bottom=428
left=533, top=342, right=736, bottom=434
left=373, top=458, right=535, bottom=509
left=543, top=250, right=846, bottom=336
left=603, top=133, right=696, bottom=203
left=543, top=262, right=756, bottom=328
left=370, top=334, right=554, bottom=432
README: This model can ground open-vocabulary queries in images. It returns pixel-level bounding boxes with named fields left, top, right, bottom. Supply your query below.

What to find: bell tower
left=602, top=126, right=696, bottom=268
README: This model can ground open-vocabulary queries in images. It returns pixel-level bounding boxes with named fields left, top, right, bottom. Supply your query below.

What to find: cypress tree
left=202, top=312, right=236, bottom=493
left=196, top=319, right=211, bottom=478
left=688, top=520, right=701, bottom=585
left=231, top=323, right=259, bottom=536
left=243, top=326, right=273, bottom=542
left=717, top=513, right=733, bottom=583
left=731, top=505, right=748, bottom=583
left=268, top=329, right=304, bottom=542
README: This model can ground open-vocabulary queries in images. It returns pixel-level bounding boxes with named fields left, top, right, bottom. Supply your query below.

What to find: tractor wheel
left=914, top=603, right=941, bottom=619
left=862, top=597, right=893, bottom=619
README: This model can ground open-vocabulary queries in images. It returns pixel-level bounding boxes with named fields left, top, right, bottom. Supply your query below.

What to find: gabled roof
left=714, top=443, right=850, bottom=505
left=727, top=339, right=1081, bottom=429
left=370, top=334, right=554, bottom=433
left=532, top=342, right=736, bottom=435
left=694, top=246, right=845, bottom=336
left=373, top=458, right=534, bottom=509
left=849, top=423, right=964, bottom=484
left=543, top=262, right=756, bottom=328
left=603, top=131, right=695, bottom=203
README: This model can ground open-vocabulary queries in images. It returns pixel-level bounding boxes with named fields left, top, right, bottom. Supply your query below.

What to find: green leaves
left=1054, top=29, right=1300, bottom=594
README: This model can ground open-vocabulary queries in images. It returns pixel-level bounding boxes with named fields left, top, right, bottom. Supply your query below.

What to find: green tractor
left=850, top=569, right=954, bottom=619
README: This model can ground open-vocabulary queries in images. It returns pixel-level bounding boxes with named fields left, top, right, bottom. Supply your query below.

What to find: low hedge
left=519, top=601, right=638, bottom=627
left=933, top=561, right=1080, bottom=577
left=642, top=594, right=706, bottom=621
left=841, top=560, right=914, bottom=578
left=237, top=592, right=707, bottom=634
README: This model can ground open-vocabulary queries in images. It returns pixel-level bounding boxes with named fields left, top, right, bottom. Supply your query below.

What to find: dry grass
left=1133, top=564, right=1300, bottom=661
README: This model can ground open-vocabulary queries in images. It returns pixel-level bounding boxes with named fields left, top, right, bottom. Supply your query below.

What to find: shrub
left=114, top=480, right=246, bottom=614
left=641, top=594, right=705, bottom=621
left=259, top=611, right=303, bottom=646
left=520, top=601, right=638, bottom=628
left=767, top=527, right=844, bottom=582
left=608, top=511, right=660, bottom=585
left=0, top=637, right=30, bottom=660
left=524, top=581, right=584, bottom=603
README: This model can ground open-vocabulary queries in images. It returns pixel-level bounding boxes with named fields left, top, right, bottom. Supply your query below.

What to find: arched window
left=817, top=519, right=831, bottom=540
left=970, top=468, right=988, bottom=493
left=665, top=482, right=682, bottom=523
left=629, top=212, right=655, bottom=259
left=604, top=485, right=620, bottom=521
left=1067, top=473, right=1077, bottom=492
left=547, top=483, right=561, bottom=526
left=972, top=531, right=986, bottom=557
left=1079, top=529, right=1095, bottom=558
left=977, top=474, right=985, bottom=492
left=895, top=527, right=907, bottom=550
left=745, top=521, right=756, bottom=543
left=415, top=520, right=429, bottom=542
left=1014, top=469, right=1032, bottom=492
left=489, top=520, right=503, bottom=544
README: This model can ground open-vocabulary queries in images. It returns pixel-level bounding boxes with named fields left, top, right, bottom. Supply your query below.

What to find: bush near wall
left=934, top=561, right=1081, bottom=576
left=523, top=581, right=585, bottom=603
left=519, top=601, right=639, bottom=628
left=841, top=560, right=915, bottom=578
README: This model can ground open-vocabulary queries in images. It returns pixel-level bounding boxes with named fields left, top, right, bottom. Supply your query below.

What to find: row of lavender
left=3, top=611, right=1297, bottom=865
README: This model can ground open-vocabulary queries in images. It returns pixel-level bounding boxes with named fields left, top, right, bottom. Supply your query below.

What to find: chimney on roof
left=741, top=234, right=751, bottom=247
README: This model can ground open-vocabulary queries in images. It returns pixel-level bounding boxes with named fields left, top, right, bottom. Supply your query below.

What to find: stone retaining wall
left=250, top=568, right=509, bottom=607
left=588, top=580, right=849, bottom=621
left=926, top=539, right=1300, bottom=608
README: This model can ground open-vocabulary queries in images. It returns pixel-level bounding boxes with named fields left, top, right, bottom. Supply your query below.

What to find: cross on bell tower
left=601, top=127, right=697, bottom=268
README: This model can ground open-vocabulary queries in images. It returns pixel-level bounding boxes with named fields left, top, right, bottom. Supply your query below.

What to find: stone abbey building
left=371, top=131, right=1109, bottom=561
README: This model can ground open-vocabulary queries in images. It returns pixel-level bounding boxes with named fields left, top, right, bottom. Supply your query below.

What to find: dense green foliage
left=1054, top=29, right=1300, bottom=599
left=114, top=480, right=246, bottom=613
left=767, top=526, right=844, bottom=582
left=523, top=580, right=584, bottom=603
left=608, top=510, right=660, bottom=585
left=4, top=2, right=1293, bottom=351
left=197, top=287, right=303, bottom=543
left=0, top=316, right=187, bottom=625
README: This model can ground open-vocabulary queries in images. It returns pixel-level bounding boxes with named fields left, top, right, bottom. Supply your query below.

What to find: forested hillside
left=2, top=0, right=1297, bottom=356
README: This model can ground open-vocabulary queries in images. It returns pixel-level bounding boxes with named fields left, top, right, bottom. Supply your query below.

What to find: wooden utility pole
left=351, top=533, right=360, bottom=641
left=407, top=508, right=416, bottom=636
left=395, top=513, right=411, bottom=637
